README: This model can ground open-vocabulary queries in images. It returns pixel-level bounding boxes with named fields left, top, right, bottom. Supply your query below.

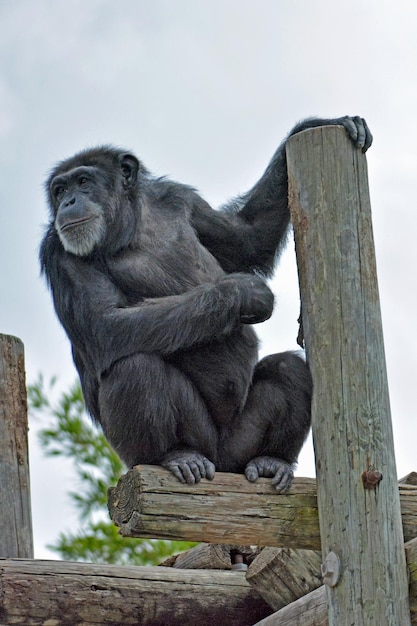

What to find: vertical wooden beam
left=0, top=334, right=33, bottom=558
left=286, top=126, right=410, bottom=625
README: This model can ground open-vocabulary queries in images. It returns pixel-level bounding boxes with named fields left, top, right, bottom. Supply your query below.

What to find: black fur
left=40, top=116, right=372, bottom=492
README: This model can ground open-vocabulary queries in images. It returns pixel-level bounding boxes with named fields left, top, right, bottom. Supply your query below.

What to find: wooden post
left=286, top=126, right=410, bottom=624
left=0, top=334, right=33, bottom=558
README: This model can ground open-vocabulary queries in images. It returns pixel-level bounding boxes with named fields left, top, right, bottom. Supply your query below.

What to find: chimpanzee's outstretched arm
left=191, top=116, right=372, bottom=276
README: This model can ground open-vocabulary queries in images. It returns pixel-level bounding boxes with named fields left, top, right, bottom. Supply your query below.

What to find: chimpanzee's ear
left=119, top=153, right=139, bottom=188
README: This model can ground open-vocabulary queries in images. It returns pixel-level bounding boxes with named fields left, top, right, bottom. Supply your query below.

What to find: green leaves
left=50, top=520, right=194, bottom=566
left=28, top=375, right=196, bottom=564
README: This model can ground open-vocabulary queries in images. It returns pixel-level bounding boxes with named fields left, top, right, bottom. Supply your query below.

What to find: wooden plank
left=0, top=334, right=33, bottom=558
left=108, top=465, right=417, bottom=549
left=0, top=558, right=271, bottom=626
left=286, top=125, right=410, bottom=624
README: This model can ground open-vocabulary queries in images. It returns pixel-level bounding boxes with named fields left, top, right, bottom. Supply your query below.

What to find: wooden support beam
left=0, top=334, right=33, bottom=558
left=3, top=538, right=417, bottom=624
left=253, top=586, right=328, bottom=626
left=108, top=466, right=319, bottom=548
left=253, top=537, right=417, bottom=625
left=4, top=538, right=417, bottom=626
left=286, top=125, right=410, bottom=624
left=162, top=542, right=261, bottom=569
left=0, top=559, right=272, bottom=626
left=246, top=547, right=322, bottom=611
left=108, top=465, right=417, bottom=549
left=407, top=536, right=417, bottom=624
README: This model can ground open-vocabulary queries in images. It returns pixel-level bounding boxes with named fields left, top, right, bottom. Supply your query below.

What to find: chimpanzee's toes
left=245, top=456, right=294, bottom=493
left=162, top=450, right=216, bottom=484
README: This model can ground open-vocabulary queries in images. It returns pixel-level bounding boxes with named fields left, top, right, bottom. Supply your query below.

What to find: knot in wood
left=362, top=469, right=383, bottom=490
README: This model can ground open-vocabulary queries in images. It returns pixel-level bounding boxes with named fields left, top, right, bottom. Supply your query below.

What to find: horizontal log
left=161, top=542, right=260, bottom=569
left=3, top=538, right=417, bottom=625
left=161, top=542, right=233, bottom=569
left=0, top=558, right=272, bottom=626
left=108, top=465, right=417, bottom=549
left=253, top=586, right=328, bottom=626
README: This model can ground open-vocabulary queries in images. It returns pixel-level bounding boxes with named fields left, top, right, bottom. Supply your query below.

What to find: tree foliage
left=28, top=375, right=195, bottom=565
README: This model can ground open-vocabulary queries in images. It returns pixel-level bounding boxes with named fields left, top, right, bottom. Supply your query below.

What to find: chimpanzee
left=40, top=116, right=372, bottom=492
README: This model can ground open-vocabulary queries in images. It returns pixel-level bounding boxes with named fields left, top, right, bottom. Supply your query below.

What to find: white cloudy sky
left=1, top=0, right=417, bottom=558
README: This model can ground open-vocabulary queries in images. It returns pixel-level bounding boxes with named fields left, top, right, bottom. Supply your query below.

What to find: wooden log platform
left=3, top=536, right=417, bottom=625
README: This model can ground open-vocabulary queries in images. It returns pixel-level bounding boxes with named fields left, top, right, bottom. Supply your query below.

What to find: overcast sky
left=1, top=0, right=417, bottom=559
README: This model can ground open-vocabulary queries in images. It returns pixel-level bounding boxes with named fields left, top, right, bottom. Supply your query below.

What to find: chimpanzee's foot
left=162, top=450, right=216, bottom=484
left=245, top=456, right=294, bottom=493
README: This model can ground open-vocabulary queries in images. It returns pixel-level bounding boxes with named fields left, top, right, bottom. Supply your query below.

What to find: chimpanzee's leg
left=98, top=353, right=219, bottom=483
left=217, top=351, right=312, bottom=492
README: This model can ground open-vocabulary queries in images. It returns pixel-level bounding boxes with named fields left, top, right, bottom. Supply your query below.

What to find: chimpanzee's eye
left=53, top=184, right=65, bottom=198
